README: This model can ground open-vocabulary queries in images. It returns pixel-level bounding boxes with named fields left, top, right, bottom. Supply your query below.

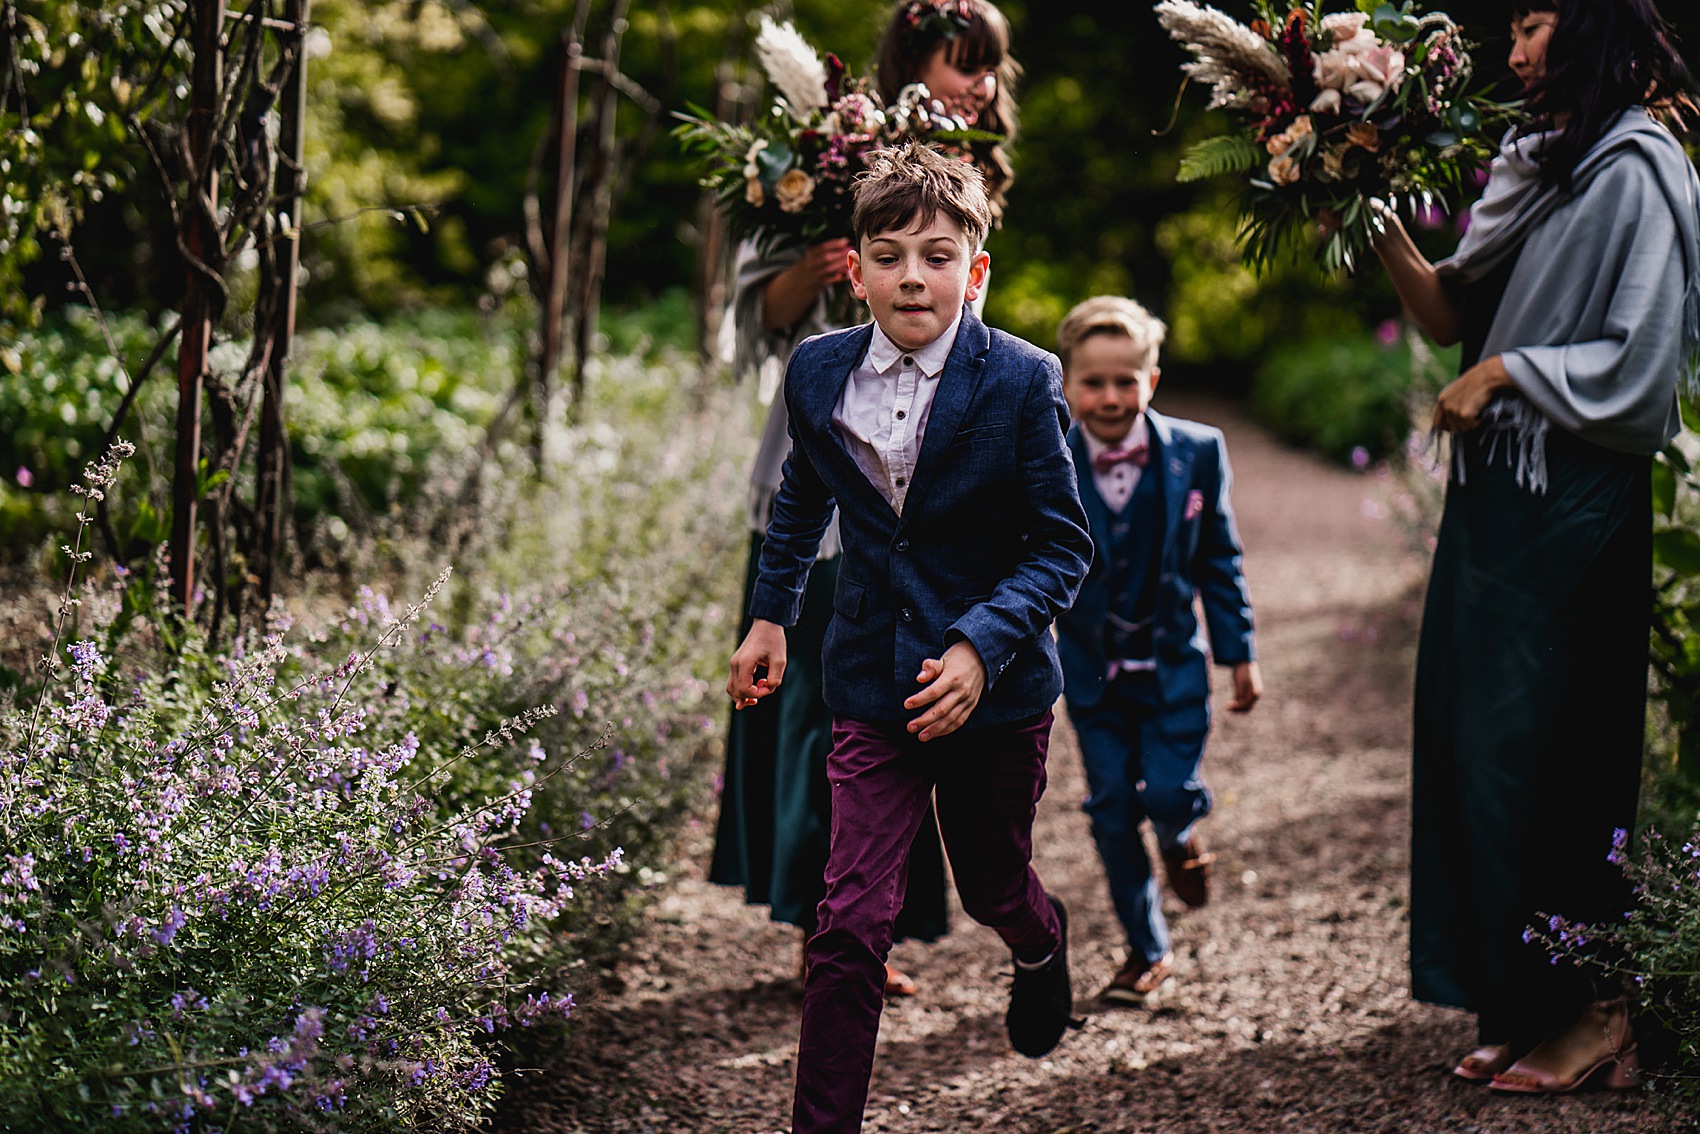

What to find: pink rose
left=1268, top=154, right=1301, bottom=185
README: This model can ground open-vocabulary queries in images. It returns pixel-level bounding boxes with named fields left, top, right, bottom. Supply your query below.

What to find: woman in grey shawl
left=708, top=0, right=1020, bottom=998
left=1370, top=0, right=1697, bottom=1094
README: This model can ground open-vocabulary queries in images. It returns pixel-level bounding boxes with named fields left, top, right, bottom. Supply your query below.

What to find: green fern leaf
left=1176, top=136, right=1265, bottom=183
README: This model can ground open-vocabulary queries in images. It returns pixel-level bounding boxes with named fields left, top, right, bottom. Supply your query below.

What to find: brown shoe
left=1162, top=836, right=1215, bottom=909
left=1099, top=952, right=1174, bottom=1006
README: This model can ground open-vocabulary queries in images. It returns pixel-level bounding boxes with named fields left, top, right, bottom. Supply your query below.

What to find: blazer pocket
left=834, top=578, right=867, bottom=621
left=949, top=423, right=1011, bottom=446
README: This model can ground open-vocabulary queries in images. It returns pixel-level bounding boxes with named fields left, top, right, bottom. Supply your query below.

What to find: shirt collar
left=865, top=310, right=963, bottom=377
left=1081, top=414, right=1149, bottom=461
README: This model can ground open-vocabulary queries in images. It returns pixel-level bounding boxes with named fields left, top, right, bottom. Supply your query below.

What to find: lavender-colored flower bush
left=0, top=449, right=617, bottom=1130
left=0, top=315, right=753, bottom=1129
left=1532, top=827, right=1700, bottom=1121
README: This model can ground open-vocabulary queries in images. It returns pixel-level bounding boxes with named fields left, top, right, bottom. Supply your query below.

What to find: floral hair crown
left=900, top=0, right=976, bottom=45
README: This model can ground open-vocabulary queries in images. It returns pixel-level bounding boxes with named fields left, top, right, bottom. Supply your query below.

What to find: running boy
left=727, top=144, right=1093, bottom=1134
left=1053, top=296, right=1261, bottom=1007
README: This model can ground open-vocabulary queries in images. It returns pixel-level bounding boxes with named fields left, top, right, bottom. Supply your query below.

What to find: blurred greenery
left=17, top=0, right=1696, bottom=361
left=1251, top=323, right=1456, bottom=464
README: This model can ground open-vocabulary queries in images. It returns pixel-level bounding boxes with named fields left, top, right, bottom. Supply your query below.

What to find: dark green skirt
left=1410, top=426, right=1650, bottom=1047
left=710, top=533, right=949, bottom=942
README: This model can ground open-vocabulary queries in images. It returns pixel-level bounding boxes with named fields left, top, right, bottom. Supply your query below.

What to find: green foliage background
left=18, top=0, right=1696, bottom=365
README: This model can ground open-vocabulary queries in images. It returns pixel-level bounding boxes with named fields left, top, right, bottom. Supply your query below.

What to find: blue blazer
left=748, top=306, right=1093, bottom=729
left=1056, top=411, right=1256, bottom=711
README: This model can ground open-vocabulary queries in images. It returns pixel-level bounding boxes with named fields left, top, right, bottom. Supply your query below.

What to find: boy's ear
left=1148, top=366, right=1161, bottom=394
left=847, top=249, right=868, bottom=301
left=964, top=249, right=991, bottom=304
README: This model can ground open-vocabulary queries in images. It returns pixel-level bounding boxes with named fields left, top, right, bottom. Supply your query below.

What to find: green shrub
left=1250, top=325, right=1456, bottom=465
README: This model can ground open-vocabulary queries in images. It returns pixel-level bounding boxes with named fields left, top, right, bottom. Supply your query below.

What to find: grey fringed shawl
left=729, top=238, right=847, bottom=559
left=1435, top=108, right=1700, bottom=491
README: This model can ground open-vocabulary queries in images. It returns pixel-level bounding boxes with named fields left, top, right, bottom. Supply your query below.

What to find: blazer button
left=894, top=539, right=909, bottom=552
left=901, top=608, right=914, bottom=622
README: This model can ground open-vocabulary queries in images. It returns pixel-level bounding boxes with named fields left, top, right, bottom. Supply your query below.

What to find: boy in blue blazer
left=1053, top=296, right=1261, bottom=1007
left=727, top=145, right=1093, bottom=1134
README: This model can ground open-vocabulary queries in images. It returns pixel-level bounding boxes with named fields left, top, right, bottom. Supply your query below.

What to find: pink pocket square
left=1184, top=489, right=1205, bottom=520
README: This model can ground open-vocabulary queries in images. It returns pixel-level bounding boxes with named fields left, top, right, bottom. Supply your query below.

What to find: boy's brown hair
left=1055, top=295, right=1167, bottom=372
left=851, top=143, right=992, bottom=250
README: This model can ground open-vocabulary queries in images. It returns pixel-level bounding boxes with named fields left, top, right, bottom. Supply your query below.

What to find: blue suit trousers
left=1068, top=671, right=1210, bottom=964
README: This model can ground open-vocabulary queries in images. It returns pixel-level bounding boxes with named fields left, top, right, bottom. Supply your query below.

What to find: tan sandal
left=1453, top=1043, right=1514, bottom=1082
left=1490, top=999, right=1639, bottom=1094
left=883, top=963, right=919, bottom=997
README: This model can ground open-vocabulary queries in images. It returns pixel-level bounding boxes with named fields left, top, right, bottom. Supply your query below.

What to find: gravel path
left=493, top=393, right=1671, bottom=1134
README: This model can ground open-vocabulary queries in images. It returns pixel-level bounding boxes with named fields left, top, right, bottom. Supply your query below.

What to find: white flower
left=1155, top=0, right=1291, bottom=110
left=755, top=16, right=828, bottom=116
left=1310, top=88, right=1343, bottom=114
left=1320, top=12, right=1370, bottom=43
left=742, top=138, right=768, bottom=179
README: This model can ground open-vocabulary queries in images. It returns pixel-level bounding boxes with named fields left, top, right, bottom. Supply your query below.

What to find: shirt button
left=902, top=355, right=915, bottom=367
left=895, top=476, right=906, bottom=487
left=895, top=539, right=909, bottom=552
left=901, top=608, right=914, bottom=622
left=895, top=409, right=907, bottom=420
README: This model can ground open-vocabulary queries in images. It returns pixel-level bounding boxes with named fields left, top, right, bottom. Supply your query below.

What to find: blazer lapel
left=1068, top=425, right=1113, bottom=566
left=1149, top=410, right=1192, bottom=564
left=901, top=306, right=989, bottom=522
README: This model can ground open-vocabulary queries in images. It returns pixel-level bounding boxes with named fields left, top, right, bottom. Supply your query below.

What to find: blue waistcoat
left=1099, top=454, right=1163, bottom=664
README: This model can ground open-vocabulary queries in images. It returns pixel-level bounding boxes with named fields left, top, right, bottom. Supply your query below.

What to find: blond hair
left=1056, top=295, right=1167, bottom=371
left=851, top=142, right=992, bottom=250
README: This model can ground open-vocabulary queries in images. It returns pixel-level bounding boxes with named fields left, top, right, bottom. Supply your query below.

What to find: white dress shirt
left=1081, top=414, right=1150, bottom=514
left=831, top=312, right=962, bottom=515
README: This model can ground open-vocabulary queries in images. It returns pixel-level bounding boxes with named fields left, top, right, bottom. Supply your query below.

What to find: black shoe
left=1006, top=895, right=1073, bottom=1058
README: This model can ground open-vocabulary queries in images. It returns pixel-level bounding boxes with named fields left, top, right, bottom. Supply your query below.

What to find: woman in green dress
left=710, top=0, right=1023, bottom=996
left=1371, top=0, right=1697, bottom=1094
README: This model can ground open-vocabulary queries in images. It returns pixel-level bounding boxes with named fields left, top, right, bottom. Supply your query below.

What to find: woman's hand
left=1362, top=201, right=1463, bottom=347
left=1433, top=355, right=1515, bottom=433
left=762, top=238, right=852, bottom=331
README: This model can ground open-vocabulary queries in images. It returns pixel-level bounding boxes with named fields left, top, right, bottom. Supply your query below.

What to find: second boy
left=1054, top=295, right=1261, bottom=1007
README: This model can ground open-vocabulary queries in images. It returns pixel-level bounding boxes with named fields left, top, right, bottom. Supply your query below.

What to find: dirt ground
left=492, top=393, right=1673, bottom=1134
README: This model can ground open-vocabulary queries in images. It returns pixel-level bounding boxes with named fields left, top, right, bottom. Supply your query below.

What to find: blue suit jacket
left=748, top=306, right=1093, bottom=730
left=1055, top=411, right=1256, bottom=711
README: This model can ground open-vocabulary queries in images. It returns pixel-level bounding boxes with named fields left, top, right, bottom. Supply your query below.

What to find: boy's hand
left=903, top=639, right=986, bottom=741
left=728, top=619, right=788, bottom=709
left=1228, top=661, right=1263, bottom=713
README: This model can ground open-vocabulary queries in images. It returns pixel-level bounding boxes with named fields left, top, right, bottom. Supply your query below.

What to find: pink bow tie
left=1092, top=442, right=1149, bottom=473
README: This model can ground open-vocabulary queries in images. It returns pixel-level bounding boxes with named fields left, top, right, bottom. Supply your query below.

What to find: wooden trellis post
left=171, top=0, right=226, bottom=612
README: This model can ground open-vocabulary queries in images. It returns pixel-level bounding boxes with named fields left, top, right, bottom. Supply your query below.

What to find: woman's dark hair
left=1512, top=0, right=1696, bottom=190
left=874, top=0, right=1021, bottom=218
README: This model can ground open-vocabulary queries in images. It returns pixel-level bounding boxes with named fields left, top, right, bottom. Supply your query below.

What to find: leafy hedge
left=1249, top=322, right=1456, bottom=466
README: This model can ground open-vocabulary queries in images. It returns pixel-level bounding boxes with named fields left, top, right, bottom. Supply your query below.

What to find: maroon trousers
left=791, top=710, right=1062, bottom=1134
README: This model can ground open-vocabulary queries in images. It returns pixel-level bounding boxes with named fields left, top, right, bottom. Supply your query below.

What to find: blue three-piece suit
left=1055, top=410, right=1256, bottom=965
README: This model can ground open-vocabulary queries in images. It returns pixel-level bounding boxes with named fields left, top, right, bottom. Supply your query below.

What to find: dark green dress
left=1410, top=252, right=1650, bottom=1047
left=710, top=533, right=949, bottom=942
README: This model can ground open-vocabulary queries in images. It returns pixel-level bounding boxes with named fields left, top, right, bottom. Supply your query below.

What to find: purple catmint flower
left=151, top=906, right=187, bottom=946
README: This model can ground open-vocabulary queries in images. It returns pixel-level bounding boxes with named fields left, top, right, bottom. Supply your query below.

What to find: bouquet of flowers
left=674, top=15, right=1000, bottom=251
left=1156, top=0, right=1508, bottom=272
